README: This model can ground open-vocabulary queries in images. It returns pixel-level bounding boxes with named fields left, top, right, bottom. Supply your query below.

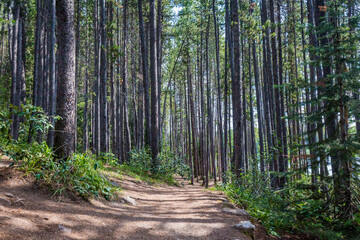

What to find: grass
left=116, top=164, right=180, bottom=186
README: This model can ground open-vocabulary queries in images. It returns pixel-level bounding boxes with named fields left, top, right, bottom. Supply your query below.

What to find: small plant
left=121, top=147, right=191, bottom=185
left=217, top=171, right=360, bottom=239
left=3, top=141, right=118, bottom=200
left=0, top=105, right=118, bottom=200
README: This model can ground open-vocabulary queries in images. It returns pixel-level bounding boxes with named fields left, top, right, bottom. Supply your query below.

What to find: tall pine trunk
left=149, top=0, right=159, bottom=170
left=47, top=0, right=56, bottom=148
left=54, top=0, right=76, bottom=159
left=230, top=0, right=243, bottom=177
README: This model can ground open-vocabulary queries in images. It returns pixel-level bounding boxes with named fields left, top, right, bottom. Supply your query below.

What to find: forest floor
left=0, top=156, right=275, bottom=240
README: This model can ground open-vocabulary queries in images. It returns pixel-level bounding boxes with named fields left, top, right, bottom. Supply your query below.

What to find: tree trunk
left=212, top=0, right=224, bottom=182
left=54, top=0, right=76, bottom=159
left=122, top=0, right=131, bottom=160
left=230, top=0, right=243, bottom=177
left=93, top=0, right=100, bottom=154
left=83, top=1, right=89, bottom=152
left=47, top=0, right=56, bottom=148
left=138, top=0, right=150, bottom=147
left=99, top=0, right=108, bottom=153
left=157, top=0, right=162, bottom=143
left=149, top=0, right=159, bottom=170
left=187, top=45, right=197, bottom=185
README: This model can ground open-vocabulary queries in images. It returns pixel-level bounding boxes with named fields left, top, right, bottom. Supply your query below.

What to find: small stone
left=4, top=193, right=15, bottom=198
left=223, top=207, right=250, bottom=216
left=232, top=221, right=255, bottom=236
left=121, top=196, right=137, bottom=206
left=109, top=202, right=121, bottom=208
left=58, top=224, right=72, bottom=233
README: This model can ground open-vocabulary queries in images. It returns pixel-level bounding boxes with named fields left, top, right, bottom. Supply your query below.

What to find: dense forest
left=0, top=0, right=360, bottom=239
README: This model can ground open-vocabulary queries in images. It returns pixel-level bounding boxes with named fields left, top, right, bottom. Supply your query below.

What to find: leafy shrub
left=0, top=108, right=11, bottom=137
left=4, top=104, right=57, bottom=142
left=122, top=147, right=191, bottom=185
left=0, top=105, right=117, bottom=200
left=98, top=152, right=119, bottom=166
left=3, top=141, right=118, bottom=200
left=218, top=172, right=360, bottom=239
left=157, top=146, right=191, bottom=179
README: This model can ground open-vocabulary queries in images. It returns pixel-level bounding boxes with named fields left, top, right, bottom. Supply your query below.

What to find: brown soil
left=0, top=157, right=273, bottom=240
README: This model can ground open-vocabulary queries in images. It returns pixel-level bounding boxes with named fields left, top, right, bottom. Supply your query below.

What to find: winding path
left=0, top=160, right=269, bottom=239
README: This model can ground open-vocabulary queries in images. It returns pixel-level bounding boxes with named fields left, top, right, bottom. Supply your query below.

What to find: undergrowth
left=217, top=172, right=360, bottom=240
left=0, top=105, right=190, bottom=200
left=1, top=140, right=118, bottom=200
left=108, top=147, right=191, bottom=186
left=0, top=105, right=118, bottom=200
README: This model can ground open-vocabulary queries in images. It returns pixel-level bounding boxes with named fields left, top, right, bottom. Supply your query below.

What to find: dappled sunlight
left=0, top=166, right=263, bottom=240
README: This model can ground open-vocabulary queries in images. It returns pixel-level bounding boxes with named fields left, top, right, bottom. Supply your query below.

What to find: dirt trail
left=0, top=159, right=271, bottom=240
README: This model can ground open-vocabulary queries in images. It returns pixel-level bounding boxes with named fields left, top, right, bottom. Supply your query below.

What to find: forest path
left=0, top=158, right=270, bottom=240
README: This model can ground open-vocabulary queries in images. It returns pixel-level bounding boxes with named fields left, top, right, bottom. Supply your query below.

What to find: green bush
left=0, top=105, right=117, bottom=200
left=2, top=141, right=118, bottom=199
left=122, top=147, right=191, bottom=185
left=217, top=172, right=360, bottom=239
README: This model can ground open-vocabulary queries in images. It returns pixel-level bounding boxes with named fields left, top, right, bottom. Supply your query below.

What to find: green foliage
left=0, top=105, right=118, bottom=200
left=0, top=109, right=11, bottom=137
left=0, top=104, right=57, bottom=143
left=218, top=171, right=360, bottom=239
left=120, top=147, right=191, bottom=185
left=2, top=140, right=118, bottom=200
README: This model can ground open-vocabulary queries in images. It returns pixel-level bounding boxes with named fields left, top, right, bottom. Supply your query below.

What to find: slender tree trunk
left=10, top=1, right=20, bottom=140
left=199, top=30, right=206, bottom=184
left=116, top=3, right=122, bottom=159
left=187, top=46, right=197, bottom=185
left=33, top=0, right=42, bottom=109
left=149, top=0, right=159, bottom=170
left=185, top=80, right=193, bottom=184
left=248, top=42, right=257, bottom=174
left=138, top=0, right=150, bottom=147
left=109, top=0, right=115, bottom=153
left=270, top=0, right=284, bottom=188
left=241, top=38, right=248, bottom=172
left=93, top=0, right=100, bottom=154
left=74, top=0, right=80, bottom=150
left=205, top=16, right=215, bottom=186
left=212, top=0, right=224, bottom=182
left=83, top=2, right=89, bottom=152
left=230, top=0, right=243, bottom=177
left=277, top=0, right=288, bottom=179
left=47, top=0, right=56, bottom=148
left=99, top=0, right=108, bottom=153
left=138, top=39, right=144, bottom=149
left=122, top=0, right=131, bottom=160
left=157, top=0, right=162, bottom=143
left=224, top=0, right=230, bottom=177
left=252, top=39, right=264, bottom=173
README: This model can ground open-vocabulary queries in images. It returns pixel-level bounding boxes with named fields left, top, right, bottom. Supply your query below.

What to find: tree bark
left=99, top=0, right=108, bottom=153
left=122, top=0, right=131, bottom=160
left=138, top=0, right=151, bottom=147
left=54, top=0, right=76, bottom=159
left=149, top=0, right=159, bottom=170
left=47, top=0, right=57, bottom=148
left=212, top=0, right=224, bottom=182
left=230, top=0, right=243, bottom=177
